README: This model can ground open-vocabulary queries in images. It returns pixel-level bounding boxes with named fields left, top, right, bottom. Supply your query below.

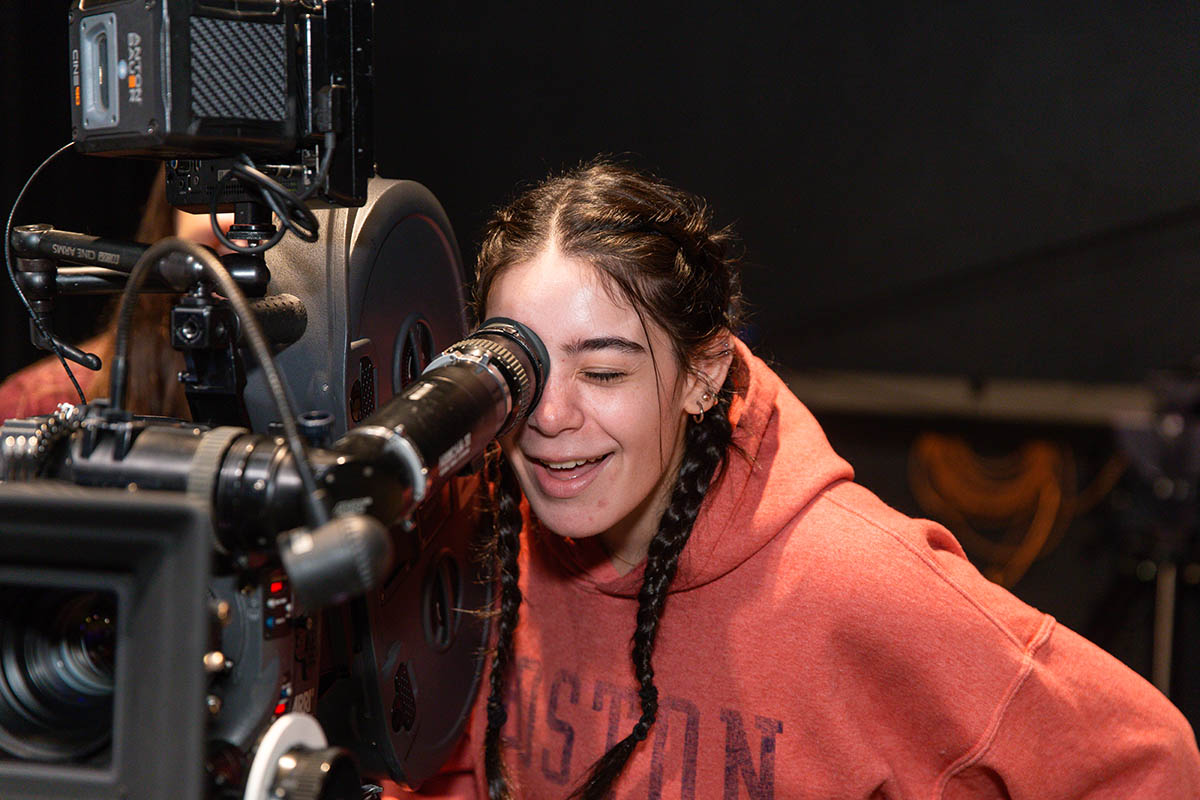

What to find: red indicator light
left=269, top=581, right=284, bottom=593
left=274, top=702, right=287, bottom=715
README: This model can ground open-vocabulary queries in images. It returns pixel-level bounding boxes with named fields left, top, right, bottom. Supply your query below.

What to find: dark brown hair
left=91, top=165, right=191, bottom=418
left=473, top=159, right=743, bottom=799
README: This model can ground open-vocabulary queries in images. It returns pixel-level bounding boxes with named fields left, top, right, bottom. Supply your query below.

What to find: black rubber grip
left=248, top=293, right=307, bottom=348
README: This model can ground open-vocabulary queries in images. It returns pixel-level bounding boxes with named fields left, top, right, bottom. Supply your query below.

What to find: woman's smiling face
left=485, top=247, right=704, bottom=561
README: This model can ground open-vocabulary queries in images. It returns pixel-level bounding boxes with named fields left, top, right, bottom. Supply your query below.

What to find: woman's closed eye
left=581, top=370, right=626, bottom=383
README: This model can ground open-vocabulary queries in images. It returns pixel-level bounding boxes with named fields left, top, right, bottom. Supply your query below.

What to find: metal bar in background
left=782, top=369, right=1154, bottom=428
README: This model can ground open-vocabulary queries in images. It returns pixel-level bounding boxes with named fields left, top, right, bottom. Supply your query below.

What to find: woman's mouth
left=526, top=453, right=612, bottom=498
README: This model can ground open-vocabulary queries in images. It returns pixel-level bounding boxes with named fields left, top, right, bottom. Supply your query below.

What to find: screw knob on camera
left=272, top=745, right=361, bottom=800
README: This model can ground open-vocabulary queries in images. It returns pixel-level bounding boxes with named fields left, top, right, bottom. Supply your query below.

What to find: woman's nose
left=527, top=374, right=584, bottom=436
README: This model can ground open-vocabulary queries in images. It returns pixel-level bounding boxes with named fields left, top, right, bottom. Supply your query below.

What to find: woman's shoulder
left=0, top=356, right=79, bottom=420
left=0, top=336, right=109, bottom=421
left=769, top=477, right=1052, bottom=656
left=766, top=481, right=1200, bottom=790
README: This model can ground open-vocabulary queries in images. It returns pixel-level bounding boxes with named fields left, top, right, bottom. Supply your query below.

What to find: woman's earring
left=692, top=391, right=711, bottom=424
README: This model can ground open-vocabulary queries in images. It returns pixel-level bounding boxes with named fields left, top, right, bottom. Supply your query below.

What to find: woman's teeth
left=541, top=455, right=605, bottom=470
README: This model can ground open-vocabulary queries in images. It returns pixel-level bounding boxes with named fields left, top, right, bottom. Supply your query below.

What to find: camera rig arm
left=10, top=223, right=271, bottom=295
left=9, top=224, right=308, bottom=425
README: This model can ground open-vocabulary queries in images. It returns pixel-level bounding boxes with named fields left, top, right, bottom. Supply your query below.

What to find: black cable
left=111, top=237, right=330, bottom=527
left=4, top=142, right=86, bottom=405
left=210, top=131, right=337, bottom=255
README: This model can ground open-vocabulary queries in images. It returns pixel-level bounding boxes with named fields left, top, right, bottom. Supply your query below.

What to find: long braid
left=571, top=381, right=735, bottom=800
left=484, top=454, right=525, bottom=800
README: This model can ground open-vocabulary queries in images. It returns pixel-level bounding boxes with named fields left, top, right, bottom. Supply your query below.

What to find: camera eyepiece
left=427, top=317, right=549, bottom=435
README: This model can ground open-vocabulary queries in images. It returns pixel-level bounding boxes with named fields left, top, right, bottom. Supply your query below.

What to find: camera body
left=0, top=3, right=511, bottom=799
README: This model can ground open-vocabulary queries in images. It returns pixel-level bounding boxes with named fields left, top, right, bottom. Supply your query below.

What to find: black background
left=6, top=2, right=1200, bottom=382
left=375, top=2, right=1200, bottom=383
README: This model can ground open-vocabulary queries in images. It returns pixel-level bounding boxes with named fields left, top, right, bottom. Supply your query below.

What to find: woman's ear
left=684, top=331, right=735, bottom=415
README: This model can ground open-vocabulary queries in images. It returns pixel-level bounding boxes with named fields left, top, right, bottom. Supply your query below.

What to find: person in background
left=388, top=159, right=1200, bottom=799
left=0, top=166, right=232, bottom=420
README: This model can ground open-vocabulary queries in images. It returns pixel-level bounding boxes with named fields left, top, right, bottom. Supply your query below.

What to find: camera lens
left=0, top=587, right=117, bottom=763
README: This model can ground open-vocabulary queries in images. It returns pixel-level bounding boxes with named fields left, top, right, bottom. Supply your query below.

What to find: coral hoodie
left=0, top=336, right=108, bottom=421
left=402, top=341, right=1200, bottom=799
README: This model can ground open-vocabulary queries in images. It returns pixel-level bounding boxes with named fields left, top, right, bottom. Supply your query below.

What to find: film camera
left=0, top=2, right=544, bottom=798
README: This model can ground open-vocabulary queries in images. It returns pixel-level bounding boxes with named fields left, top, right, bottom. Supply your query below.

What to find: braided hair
left=474, top=159, right=743, bottom=799
left=482, top=447, right=525, bottom=799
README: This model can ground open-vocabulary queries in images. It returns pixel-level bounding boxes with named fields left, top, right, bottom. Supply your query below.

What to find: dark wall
left=5, top=3, right=1199, bottom=383
left=377, top=1, right=1200, bottom=382
left=0, top=2, right=159, bottom=378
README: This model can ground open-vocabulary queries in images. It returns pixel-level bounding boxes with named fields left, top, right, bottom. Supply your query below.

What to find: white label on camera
left=293, top=687, right=315, bottom=714
left=126, top=32, right=143, bottom=103
left=437, top=433, right=471, bottom=475
left=408, top=381, right=435, bottom=401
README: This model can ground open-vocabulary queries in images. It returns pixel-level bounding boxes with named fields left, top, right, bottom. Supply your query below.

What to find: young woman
left=395, top=161, right=1200, bottom=799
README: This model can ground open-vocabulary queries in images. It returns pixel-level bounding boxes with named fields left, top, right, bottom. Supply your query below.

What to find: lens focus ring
left=444, top=337, right=532, bottom=428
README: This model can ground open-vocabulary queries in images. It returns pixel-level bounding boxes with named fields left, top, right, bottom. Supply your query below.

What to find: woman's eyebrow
left=562, top=336, right=646, bottom=355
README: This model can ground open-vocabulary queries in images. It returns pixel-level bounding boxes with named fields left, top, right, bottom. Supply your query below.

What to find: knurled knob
left=271, top=746, right=361, bottom=800
left=450, top=337, right=531, bottom=422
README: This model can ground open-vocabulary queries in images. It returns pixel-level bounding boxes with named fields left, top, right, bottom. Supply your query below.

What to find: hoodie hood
left=533, top=338, right=854, bottom=596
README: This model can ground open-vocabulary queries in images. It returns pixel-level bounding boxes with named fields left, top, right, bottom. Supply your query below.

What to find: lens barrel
left=0, top=589, right=116, bottom=763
